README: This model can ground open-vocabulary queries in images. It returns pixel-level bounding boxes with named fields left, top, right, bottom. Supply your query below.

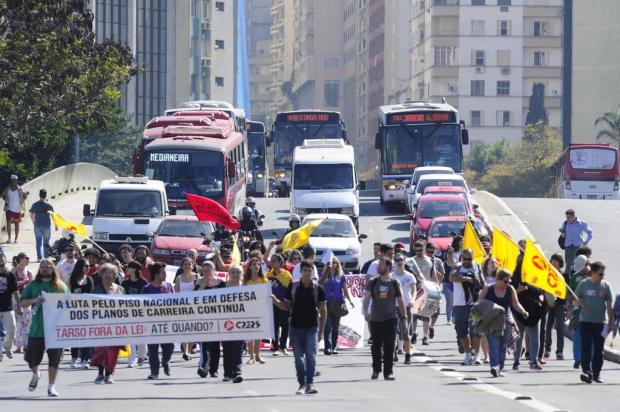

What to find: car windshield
left=157, top=220, right=212, bottom=237
left=144, top=150, right=224, bottom=200
left=416, top=178, right=466, bottom=194
left=293, top=163, right=354, bottom=190
left=248, top=133, right=266, bottom=170
left=306, top=218, right=357, bottom=238
left=430, top=221, right=465, bottom=238
left=413, top=169, right=454, bottom=185
left=274, top=123, right=342, bottom=165
left=382, top=124, right=462, bottom=175
left=96, top=190, right=163, bottom=217
left=418, top=201, right=467, bottom=219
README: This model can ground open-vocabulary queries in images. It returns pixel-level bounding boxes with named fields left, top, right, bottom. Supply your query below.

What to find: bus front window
left=274, top=123, right=342, bottom=166
left=144, top=150, right=224, bottom=200
left=248, top=133, right=266, bottom=170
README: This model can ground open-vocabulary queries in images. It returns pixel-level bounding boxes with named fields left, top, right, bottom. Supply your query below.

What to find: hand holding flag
left=184, top=193, right=240, bottom=231
left=282, top=218, right=324, bottom=252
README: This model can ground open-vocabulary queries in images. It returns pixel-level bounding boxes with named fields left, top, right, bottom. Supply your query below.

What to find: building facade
left=409, top=0, right=563, bottom=147
left=246, top=0, right=272, bottom=125
left=269, top=0, right=295, bottom=119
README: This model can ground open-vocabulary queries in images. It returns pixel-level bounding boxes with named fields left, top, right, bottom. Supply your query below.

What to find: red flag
left=184, top=193, right=240, bottom=231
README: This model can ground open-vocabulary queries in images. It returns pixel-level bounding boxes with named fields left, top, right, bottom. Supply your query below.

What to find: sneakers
left=104, top=375, right=114, bottom=384
left=529, top=362, right=543, bottom=371
left=280, top=349, right=289, bottom=356
left=384, top=374, right=396, bottom=381
left=94, top=374, right=105, bottom=384
left=512, top=362, right=519, bottom=371
left=490, top=367, right=499, bottom=377
left=543, top=350, right=551, bottom=359
left=429, top=327, right=435, bottom=339
left=324, top=349, right=332, bottom=356
left=331, top=349, right=339, bottom=355
left=593, top=377, right=604, bottom=384
left=557, top=353, right=564, bottom=361
left=28, top=374, right=40, bottom=392
left=137, top=358, right=145, bottom=367
left=580, top=373, right=593, bottom=384
left=474, top=356, right=482, bottom=365
left=296, top=385, right=305, bottom=395
left=371, top=372, right=379, bottom=380
left=404, top=354, right=411, bottom=364
left=305, top=384, right=318, bottom=394
left=461, top=352, right=473, bottom=366
left=210, top=371, right=218, bottom=378
left=421, top=337, right=429, bottom=346
left=81, top=360, right=90, bottom=369
left=223, top=376, right=232, bottom=382
left=70, top=358, right=78, bottom=368
left=147, top=374, right=158, bottom=380
left=412, top=333, right=418, bottom=344
left=47, top=386, right=59, bottom=397
left=182, top=353, right=191, bottom=361
left=233, top=375, right=243, bottom=383
left=197, top=368, right=208, bottom=378
left=538, top=357, right=547, bottom=365
left=272, top=350, right=280, bottom=357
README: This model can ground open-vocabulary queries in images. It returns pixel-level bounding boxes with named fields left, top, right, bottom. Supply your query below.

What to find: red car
left=409, top=194, right=471, bottom=244
left=425, top=216, right=490, bottom=258
left=150, top=215, right=214, bottom=266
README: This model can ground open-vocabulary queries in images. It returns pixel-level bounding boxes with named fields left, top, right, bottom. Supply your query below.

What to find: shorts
left=25, top=337, right=63, bottom=368
left=5, top=210, right=21, bottom=223
left=452, top=305, right=475, bottom=339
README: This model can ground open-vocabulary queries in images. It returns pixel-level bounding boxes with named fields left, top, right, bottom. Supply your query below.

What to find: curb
left=563, top=323, right=620, bottom=364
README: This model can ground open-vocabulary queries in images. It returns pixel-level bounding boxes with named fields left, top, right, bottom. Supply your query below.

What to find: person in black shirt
left=121, top=261, right=147, bottom=367
left=273, top=261, right=326, bottom=395
left=0, top=254, right=19, bottom=360
left=68, top=259, right=94, bottom=368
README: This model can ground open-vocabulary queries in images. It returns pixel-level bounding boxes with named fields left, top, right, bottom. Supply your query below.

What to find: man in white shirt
left=292, top=245, right=319, bottom=281
left=392, top=253, right=417, bottom=364
left=57, top=245, right=77, bottom=283
left=366, top=244, right=395, bottom=277
left=2, top=175, right=28, bottom=243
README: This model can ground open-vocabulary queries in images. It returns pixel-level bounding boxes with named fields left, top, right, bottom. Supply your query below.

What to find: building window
left=324, top=80, right=340, bottom=107
left=497, top=0, right=511, bottom=5
left=533, top=21, right=548, bottom=37
left=496, top=81, right=510, bottom=96
left=497, top=50, right=511, bottom=66
left=497, top=110, right=511, bottom=127
left=472, top=0, right=485, bottom=5
left=472, top=50, right=485, bottom=66
left=215, top=76, right=224, bottom=86
left=471, top=111, right=483, bottom=127
left=498, top=20, right=511, bottom=36
left=433, top=46, right=457, bottom=66
left=215, top=1, right=224, bottom=11
left=471, top=80, right=485, bottom=96
left=533, top=51, right=548, bottom=66
left=324, top=57, right=340, bottom=69
left=471, top=20, right=485, bottom=36
left=215, top=39, right=224, bottom=49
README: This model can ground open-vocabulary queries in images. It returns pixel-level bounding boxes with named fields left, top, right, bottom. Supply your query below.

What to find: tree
left=594, top=108, right=620, bottom=147
left=0, top=0, right=139, bottom=182
left=525, top=83, right=548, bottom=126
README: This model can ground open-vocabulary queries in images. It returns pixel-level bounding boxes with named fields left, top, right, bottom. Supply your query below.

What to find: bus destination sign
left=277, top=112, right=340, bottom=123
left=386, top=111, right=456, bottom=125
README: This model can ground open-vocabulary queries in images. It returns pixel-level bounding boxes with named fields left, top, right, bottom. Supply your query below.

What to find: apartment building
left=409, top=0, right=563, bottom=146
left=89, top=0, right=237, bottom=126
left=269, top=0, right=295, bottom=118
left=247, top=0, right=272, bottom=125
left=564, top=0, right=620, bottom=144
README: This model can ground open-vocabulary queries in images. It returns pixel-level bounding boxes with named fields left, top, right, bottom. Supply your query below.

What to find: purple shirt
left=140, top=282, right=174, bottom=294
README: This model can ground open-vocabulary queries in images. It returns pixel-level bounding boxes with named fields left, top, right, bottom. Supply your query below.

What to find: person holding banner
left=544, top=254, right=568, bottom=361
left=121, top=261, right=147, bottom=368
left=142, top=262, right=175, bottom=380
left=19, top=259, right=69, bottom=397
left=220, top=265, right=245, bottom=383
left=244, top=258, right=269, bottom=365
left=266, top=253, right=292, bottom=356
left=68, top=259, right=95, bottom=369
left=91, top=264, right=126, bottom=384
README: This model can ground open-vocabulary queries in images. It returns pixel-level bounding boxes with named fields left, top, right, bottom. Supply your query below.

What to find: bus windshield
left=248, top=132, right=266, bottom=170
left=293, top=163, right=353, bottom=190
left=144, top=150, right=224, bottom=200
left=382, top=124, right=461, bottom=175
left=274, top=123, right=342, bottom=165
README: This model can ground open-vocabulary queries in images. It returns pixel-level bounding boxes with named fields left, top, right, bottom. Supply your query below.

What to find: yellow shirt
left=244, top=276, right=269, bottom=286
left=266, top=269, right=293, bottom=289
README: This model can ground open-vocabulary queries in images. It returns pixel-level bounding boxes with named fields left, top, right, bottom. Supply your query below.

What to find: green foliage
left=525, top=83, right=548, bottom=126
left=594, top=108, right=620, bottom=147
left=467, top=138, right=511, bottom=176
left=466, top=124, right=562, bottom=197
left=0, top=0, right=138, bottom=183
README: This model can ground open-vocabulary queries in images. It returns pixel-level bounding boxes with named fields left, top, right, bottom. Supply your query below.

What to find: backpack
left=290, top=280, right=319, bottom=308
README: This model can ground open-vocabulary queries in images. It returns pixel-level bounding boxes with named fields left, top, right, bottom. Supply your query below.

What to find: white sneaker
left=461, top=353, right=473, bottom=366
left=474, top=355, right=482, bottom=365
left=70, top=358, right=78, bottom=368
left=81, top=360, right=89, bottom=369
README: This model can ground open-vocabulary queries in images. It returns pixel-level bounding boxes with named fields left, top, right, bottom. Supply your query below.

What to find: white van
left=84, top=176, right=168, bottom=254
left=290, top=139, right=363, bottom=228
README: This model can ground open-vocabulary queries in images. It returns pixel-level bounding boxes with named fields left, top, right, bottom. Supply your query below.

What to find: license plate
left=586, top=195, right=598, bottom=199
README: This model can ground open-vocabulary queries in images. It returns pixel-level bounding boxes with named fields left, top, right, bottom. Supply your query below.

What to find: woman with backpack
left=319, top=257, right=354, bottom=355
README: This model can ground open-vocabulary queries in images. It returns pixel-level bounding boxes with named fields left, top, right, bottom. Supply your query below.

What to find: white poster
left=42, top=284, right=274, bottom=349
left=336, top=275, right=366, bottom=349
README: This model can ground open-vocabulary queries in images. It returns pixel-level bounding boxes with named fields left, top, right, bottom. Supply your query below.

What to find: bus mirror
left=227, top=160, right=237, bottom=178
left=342, top=129, right=347, bottom=141
left=357, top=181, right=366, bottom=191
left=375, top=132, right=382, bottom=149
left=265, top=133, right=271, bottom=147
left=461, top=129, right=469, bottom=145
left=83, top=204, right=91, bottom=217
left=269, top=131, right=274, bottom=145
left=169, top=206, right=177, bottom=216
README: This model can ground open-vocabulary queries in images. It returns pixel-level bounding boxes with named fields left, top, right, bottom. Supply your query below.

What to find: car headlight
left=92, top=232, right=108, bottom=240
left=256, top=172, right=264, bottom=179
left=341, top=207, right=354, bottom=214
left=388, top=184, right=396, bottom=190
left=345, top=247, right=360, bottom=256
left=151, top=248, right=171, bottom=256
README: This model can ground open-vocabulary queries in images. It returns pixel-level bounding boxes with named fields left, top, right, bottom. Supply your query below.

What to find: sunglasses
left=394, top=259, right=404, bottom=262
left=65, top=249, right=74, bottom=252
left=462, top=257, right=473, bottom=261
left=414, top=249, right=423, bottom=252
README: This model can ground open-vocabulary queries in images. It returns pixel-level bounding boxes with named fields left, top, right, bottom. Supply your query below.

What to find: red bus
left=139, top=122, right=247, bottom=215
left=554, top=143, right=620, bottom=199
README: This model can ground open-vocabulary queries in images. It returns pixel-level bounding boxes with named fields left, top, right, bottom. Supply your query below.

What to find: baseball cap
left=10, top=174, right=18, bottom=180
left=394, top=242, right=406, bottom=250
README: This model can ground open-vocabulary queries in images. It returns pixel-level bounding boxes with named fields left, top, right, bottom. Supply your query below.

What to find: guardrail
left=1, top=163, right=115, bottom=231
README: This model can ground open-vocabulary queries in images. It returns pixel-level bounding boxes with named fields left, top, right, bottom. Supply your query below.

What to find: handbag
left=557, top=221, right=567, bottom=250
left=328, top=299, right=349, bottom=317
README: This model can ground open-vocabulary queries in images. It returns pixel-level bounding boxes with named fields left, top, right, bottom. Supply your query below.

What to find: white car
left=409, top=173, right=471, bottom=213
left=404, top=166, right=455, bottom=211
left=302, top=214, right=367, bottom=273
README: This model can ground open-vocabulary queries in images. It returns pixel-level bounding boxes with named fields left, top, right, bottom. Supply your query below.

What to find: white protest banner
left=42, top=284, right=274, bottom=349
left=336, top=274, right=366, bottom=349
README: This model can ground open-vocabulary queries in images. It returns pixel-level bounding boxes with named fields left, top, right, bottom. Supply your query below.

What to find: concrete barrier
left=1, top=163, right=115, bottom=231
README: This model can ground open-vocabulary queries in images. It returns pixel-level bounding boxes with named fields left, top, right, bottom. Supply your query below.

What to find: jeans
left=34, top=226, right=51, bottom=260
left=289, top=326, right=318, bottom=386
left=0, top=311, right=16, bottom=352
left=324, top=313, right=341, bottom=351
left=198, top=341, right=220, bottom=374
left=128, top=344, right=146, bottom=365
left=538, top=305, right=548, bottom=359
left=515, top=321, right=540, bottom=365
left=70, top=347, right=92, bottom=362
left=545, top=303, right=565, bottom=355
left=273, top=307, right=290, bottom=350
left=442, top=286, right=453, bottom=323
left=369, top=318, right=397, bottom=376
left=487, top=323, right=513, bottom=371
left=564, top=245, right=578, bottom=274
left=573, top=327, right=582, bottom=362
left=222, top=340, right=243, bottom=378
left=580, top=322, right=605, bottom=379
left=147, top=343, right=174, bottom=376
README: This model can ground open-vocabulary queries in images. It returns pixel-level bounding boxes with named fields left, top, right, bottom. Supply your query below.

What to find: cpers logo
left=224, top=320, right=261, bottom=331
left=224, top=320, right=235, bottom=331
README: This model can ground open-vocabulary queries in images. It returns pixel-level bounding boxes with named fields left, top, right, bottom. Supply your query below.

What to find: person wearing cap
left=29, top=189, right=56, bottom=262
left=2, top=174, right=28, bottom=243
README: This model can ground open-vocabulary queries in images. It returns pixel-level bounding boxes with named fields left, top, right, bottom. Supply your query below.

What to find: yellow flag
left=463, top=220, right=485, bottom=263
left=521, top=240, right=567, bottom=299
left=49, top=211, right=87, bottom=237
left=491, top=227, right=521, bottom=272
left=282, top=218, right=324, bottom=252
left=231, top=235, right=241, bottom=265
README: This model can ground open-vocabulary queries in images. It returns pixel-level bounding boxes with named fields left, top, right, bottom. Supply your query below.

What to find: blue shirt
left=559, top=218, right=592, bottom=247
left=28, top=200, right=54, bottom=228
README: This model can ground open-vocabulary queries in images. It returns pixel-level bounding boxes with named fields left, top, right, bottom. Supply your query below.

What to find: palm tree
left=594, top=108, right=620, bottom=147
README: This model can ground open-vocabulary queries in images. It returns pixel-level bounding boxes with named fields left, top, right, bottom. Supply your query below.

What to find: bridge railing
left=1, top=162, right=115, bottom=231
